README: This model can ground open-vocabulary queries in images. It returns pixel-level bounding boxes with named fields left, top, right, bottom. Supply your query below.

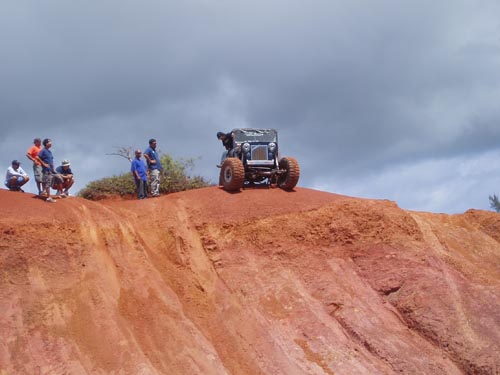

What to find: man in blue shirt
left=143, top=138, right=163, bottom=197
left=55, top=159, right=74, bottom=196
left=36, top=138, right=60, bottom=202
left=131, top=149, right=148, bottom=199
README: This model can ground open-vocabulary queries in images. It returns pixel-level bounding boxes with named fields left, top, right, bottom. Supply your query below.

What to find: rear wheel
left=220, top=158, right=245, bottom=191
left=278, top=157, right=300, bottom=190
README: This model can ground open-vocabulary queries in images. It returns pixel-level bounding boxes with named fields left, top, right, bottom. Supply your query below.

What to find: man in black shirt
left=217, top=131, right=234, bottom=167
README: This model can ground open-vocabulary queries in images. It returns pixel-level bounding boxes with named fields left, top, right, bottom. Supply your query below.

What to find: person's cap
left=149, top=138, right=156, bottom=144
left=11, top=160, right=20, bottom=165
left=61, top=159, right=70, bottom=166
left=217, top=132, right=224, bottom=139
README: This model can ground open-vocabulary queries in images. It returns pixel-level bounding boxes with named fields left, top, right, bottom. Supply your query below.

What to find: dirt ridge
left=0, top=187, right=499, bottom=374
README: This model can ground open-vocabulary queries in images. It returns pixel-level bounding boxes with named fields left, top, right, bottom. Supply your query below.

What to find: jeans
left=135, top=179, right=148, bottom=199
left=220, top=150, right=228, bottom=164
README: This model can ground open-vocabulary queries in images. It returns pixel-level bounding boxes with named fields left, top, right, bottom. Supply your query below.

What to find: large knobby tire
left=220, top=158, right=245, bottom=191
left=278, top=156, right=300, bottom=190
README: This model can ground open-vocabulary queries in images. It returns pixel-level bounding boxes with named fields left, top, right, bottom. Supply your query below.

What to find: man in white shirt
left=5, top=160, right=30, bottom=192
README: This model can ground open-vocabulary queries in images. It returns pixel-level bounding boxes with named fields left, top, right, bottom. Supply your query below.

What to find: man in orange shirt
left=26, top=138, right=43, bottom=194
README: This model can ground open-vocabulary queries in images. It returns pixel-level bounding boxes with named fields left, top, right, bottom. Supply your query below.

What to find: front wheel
left=220, top=158, right=245, bottom=191
left=278, top=157, right=300, bottom=190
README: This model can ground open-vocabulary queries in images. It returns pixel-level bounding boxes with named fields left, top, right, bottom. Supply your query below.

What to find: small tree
left=106, top=146, right=133, bottom=162
left=489, top=194, right=500, bottom=213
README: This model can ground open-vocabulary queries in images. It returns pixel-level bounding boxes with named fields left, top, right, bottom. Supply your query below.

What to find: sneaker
left=216, top=164, right=222, bottom=168
left=46, top=197, right=56, bottom=203
left=64, top=189, right=70, bottom=196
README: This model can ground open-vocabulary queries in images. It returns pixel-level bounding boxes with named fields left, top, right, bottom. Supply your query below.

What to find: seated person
left=4, top=160, right=30, bottom=192
left=55, top=159, right=74, bottom=196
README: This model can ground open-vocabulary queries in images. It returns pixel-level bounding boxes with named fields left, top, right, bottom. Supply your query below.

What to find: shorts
left=33, top=164, right=43, bottom=183
left=51, top=173, right=64, bottom=187
left=43, top=173, right=63, bottom=188
left=42, top=172, right=53, bottom=188
left=5, top=176, right=25, bottom=189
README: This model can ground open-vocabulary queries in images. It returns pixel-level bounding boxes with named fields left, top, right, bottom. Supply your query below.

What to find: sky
left=1, top=0, right=500, bottom=214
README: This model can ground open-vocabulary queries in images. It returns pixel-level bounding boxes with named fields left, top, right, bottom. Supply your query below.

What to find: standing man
left=143, top=138, right=163, bottom=197
left=5, top=160, right=29, bottom=192
left=26, top=138, right=43, bottom=194
left=131, top=149, right=148, bottom=200
left=36, top=138, right=58, bottom=202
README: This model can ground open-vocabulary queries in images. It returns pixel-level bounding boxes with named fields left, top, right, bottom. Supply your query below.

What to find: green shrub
left=79, top=153, right=211, bottom=200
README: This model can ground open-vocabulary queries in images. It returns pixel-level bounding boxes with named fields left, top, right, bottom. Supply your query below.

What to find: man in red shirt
left=26, top=138, right=43, bottom=194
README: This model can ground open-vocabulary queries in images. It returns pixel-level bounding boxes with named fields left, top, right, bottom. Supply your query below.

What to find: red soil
left=0, top=187, right=499, bottom=374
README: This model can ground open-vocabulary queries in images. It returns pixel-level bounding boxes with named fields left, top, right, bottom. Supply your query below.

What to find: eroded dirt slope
left=0, top=187, right=499, bottom=375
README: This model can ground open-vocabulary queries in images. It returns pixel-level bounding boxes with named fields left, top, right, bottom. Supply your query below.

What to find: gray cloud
left=1, top=0, right=500, bottom=213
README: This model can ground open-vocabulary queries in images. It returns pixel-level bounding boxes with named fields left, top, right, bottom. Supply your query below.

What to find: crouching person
left=5, top=160, right=29, bottom=192
left=55, top=159, right=74, bottom=196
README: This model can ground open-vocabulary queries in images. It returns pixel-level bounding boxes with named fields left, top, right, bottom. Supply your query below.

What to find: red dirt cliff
left=0, top=187, right=499, bottom=374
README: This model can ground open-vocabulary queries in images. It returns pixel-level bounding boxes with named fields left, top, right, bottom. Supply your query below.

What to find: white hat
left=61, top=159, right=70, bottom=166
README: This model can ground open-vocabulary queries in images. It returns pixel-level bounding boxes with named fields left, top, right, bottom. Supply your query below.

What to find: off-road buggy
left=218, top=128, right=300, bottom=191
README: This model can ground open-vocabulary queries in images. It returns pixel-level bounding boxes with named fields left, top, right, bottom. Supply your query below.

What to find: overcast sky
left=1, top=0, right=500, bottom=213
